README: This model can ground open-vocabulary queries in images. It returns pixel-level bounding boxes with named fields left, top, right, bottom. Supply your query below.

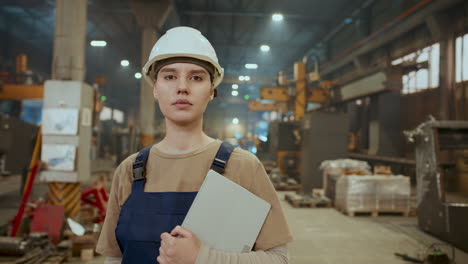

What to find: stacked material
left=320, top=159, right=371, bottom=201
left=335, top=175, right=410, bottom=216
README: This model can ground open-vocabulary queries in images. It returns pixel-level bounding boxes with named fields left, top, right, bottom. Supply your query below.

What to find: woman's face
left=153, top=62, right=214, bottom=126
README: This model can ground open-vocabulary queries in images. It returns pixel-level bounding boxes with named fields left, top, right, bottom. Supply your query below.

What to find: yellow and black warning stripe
left=48, top=182, right=81, bottom=217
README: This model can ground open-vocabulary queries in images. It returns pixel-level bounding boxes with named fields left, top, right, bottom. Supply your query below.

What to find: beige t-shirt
left=96, top=139, right=293, bottom=257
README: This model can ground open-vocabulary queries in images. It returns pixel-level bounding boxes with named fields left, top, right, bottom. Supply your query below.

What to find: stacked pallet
left=320, top=159, right=371, bottom=202
left=273, top=183, right=302, bottom=191
left=335, top=175, right=410, bottom=217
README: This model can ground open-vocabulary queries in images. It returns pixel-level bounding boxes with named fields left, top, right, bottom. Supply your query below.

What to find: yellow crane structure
left=247, top=59, right=336, bottom=177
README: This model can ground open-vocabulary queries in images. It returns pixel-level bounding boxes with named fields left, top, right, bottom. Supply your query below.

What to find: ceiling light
left=245, top=63, right=258, bottom=69
left=272, top=13, right=283, bottom=22
left=260, top=45, right=270, bottom=52
left=90, top=40, right=107, bottom=47
left=120, top=60, right=129, bottom=67
left=134, top=72, right=142, bottom=79
left=244, top=76, right=250, bottom=81
left=232, top=118, right=239, bottom=125
left=232, top=90, right=239, bottom=96
left=232, top=84, right=239, bottom=89
left=239, top=76, right=245, bottom=81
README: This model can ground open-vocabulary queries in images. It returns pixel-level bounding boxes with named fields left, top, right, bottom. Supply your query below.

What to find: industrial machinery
left=267, top=121, right=301, bottom=178
left=405, top=117, right=468, bottom=252
left=302, top=66, right=403, bottom=194
left=252, top=54, right=404, bottom=196
left=0, top=54, right=42, bottom=176
left=0, top=114, right=38, bottom=175
left=252, top=58, right=333, bottom=181
left=0, top=54, right=44, bottom=103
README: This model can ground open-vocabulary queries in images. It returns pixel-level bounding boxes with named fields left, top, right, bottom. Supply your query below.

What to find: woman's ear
left=209, top=84, right=215, bottom=100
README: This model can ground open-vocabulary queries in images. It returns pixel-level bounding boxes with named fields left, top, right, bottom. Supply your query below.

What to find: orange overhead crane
left=0, top=54, right=44, bottom=100
left=0, top=84, right=44, bottom=100
left=1, top=54, right=105, bottom=115
left=248, top=60, right=335, bottom=120
left=247, top=59, right=336, bottom=177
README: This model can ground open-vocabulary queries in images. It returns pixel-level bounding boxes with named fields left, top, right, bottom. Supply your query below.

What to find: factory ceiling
left=0, top=0, right=367, bottom=111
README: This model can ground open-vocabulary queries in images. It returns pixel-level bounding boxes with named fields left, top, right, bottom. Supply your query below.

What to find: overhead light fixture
left=260, top=45, right=270, bottom=52
left=232, top=90, right=239, bottom=96
left=272, top=13, right=283, bottom=22
left=245, top=63, right=258, bottom=69
left=134, top=72, right=142, bottom=79
left=232, top=84, right=239, bottom=89
left=90, top=40, right=107, bottom=47
left=232, top=118, right=239, bottom=125
left=120, top=60, right=130, bottom=67
left=239, top=75, right=251, bottom=81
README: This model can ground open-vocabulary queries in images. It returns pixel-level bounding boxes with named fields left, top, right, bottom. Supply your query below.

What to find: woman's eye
left=191, top=75, right=203, bottom=81
left=164, top=75, right=176, bottom=80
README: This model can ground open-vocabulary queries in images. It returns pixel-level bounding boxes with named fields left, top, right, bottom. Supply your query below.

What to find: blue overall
left=115, top=142, right=235, bottom=264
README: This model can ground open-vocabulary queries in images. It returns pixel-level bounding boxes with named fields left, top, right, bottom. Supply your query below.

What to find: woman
left=96, top=26, right=293, bottom=264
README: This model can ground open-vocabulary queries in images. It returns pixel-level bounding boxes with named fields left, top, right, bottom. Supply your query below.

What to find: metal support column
left=42, top=0, right=89, bottom=217
left=130, top=0, right=171, bottom=147
left=439, top=33, right=455, bottom=120
left=52, top=0, right=87, bottom=81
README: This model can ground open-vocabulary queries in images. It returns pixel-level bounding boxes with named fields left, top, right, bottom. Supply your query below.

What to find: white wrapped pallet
left=320, top=159, right=371, bottom=201
left=335, top=175, right=410, bottom=216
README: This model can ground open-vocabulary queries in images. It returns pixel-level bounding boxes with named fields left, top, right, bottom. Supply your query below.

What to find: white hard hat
left=142, top=26, right=224, bottom=88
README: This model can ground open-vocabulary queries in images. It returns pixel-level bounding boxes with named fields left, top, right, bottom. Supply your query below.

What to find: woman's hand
left=158, top=226, right=201, bottom=264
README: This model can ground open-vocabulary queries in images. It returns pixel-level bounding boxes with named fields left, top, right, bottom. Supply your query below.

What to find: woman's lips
left=173, top=99, right=192, bottom=106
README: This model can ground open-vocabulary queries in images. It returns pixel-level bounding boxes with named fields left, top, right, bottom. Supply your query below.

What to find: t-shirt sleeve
left=249, top=159, right=294, bottom=250
left=96, top=162, right=127, bottom=257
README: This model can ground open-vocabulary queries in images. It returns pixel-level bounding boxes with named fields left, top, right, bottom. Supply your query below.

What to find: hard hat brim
left=143, top=53, right=224, bottom=88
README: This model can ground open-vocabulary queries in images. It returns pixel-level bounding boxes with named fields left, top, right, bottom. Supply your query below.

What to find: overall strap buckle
left=132, top=145, right=153, bottom=182
left=211, top=141, right=235, bottom=175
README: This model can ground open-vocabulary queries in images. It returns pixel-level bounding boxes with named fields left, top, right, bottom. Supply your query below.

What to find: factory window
left=100, top=107, right=125, bottom=124
left=456, top=33, right=468, bottom=82
left=392, top=43, right=440, bottom=94
left=113, top=109, right=124, bottom=124
left=100, top=107, right=112, bottom=121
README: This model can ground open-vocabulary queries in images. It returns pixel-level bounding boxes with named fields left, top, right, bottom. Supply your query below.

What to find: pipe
left=301, top=0, right=375, bottom=61
left=0, top=237, right=31, bottom=256
left=321, top=0, right=433, bottom=71
left=321, top=0, right=376, bottom=44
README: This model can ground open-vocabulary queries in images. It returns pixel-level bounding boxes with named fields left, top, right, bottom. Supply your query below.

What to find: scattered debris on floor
left=284, top=192, right=332, bottom=208
left=0, top=175, right=109, bottom=263
left=269, top=168, right=301, bottom=191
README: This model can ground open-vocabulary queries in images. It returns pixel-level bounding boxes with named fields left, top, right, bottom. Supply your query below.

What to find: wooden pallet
left=284, top=193, right=332, bottom=208
left=274, top=184, right=302, bottom=191
left=339, top=209, right=409, bottom=217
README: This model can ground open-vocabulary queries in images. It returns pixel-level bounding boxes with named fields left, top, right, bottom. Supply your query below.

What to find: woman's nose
left=177, top=79, right=189, bottom=94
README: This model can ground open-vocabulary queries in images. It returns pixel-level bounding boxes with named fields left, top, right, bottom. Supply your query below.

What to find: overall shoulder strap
left=211, top=141, right=235, bottom=175
left=132, top=145, right=153, bottom=181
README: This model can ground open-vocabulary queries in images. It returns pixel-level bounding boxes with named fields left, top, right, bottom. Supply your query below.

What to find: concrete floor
left=1, top=176, right=467, bottom=264
left=280, top=191, right=468, bottom=264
